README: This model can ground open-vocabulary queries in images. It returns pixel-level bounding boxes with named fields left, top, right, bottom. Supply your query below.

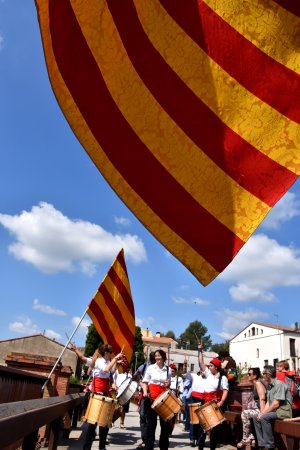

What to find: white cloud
left=44, top=329, right=61, bottom=340
left=229, top=285, right=275, bottom=303
left=8, top=316, right=61, bottom=341
left=261, top=192, right=300, bottom=230
left=215, top=308, right=269, bottom=340
left=172, top=296, right=210, bottom=306
left=221, top=233, right=300, bottom=301
left=114, top=216, right=131, bottom=227
left=0, top=202, right=147, bottom=275
left=71, top=316, right=91, bottom=335
left=33, top=298, right=66, bottom=316
left=9, top=317, right=39, bottom=335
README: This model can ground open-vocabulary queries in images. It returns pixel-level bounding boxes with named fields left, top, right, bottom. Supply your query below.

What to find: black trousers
left=84, top=423, right=109, bottom=450
left=144, top=405, right=171, bottom=450
left=140, top=396, right=152, bottom=442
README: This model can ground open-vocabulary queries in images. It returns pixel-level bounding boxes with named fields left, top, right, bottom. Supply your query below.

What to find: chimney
left=295, top=322, right=299, bottom=331
left=156, top=332, right=161, bottom=338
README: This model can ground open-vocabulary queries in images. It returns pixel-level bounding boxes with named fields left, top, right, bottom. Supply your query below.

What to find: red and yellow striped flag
left=36, top=1, right=300, bottom=286
left=87, top=249, right=135, bottom=365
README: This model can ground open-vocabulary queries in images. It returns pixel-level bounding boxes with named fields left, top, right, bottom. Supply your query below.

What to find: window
left=261, top=329, right=263, bottom=334
left=273, top=358, right=278, bottom=368
left=248, top=330, right=250, bottom=337
left=191, top=363, right=194, bottom=372
left=252, top=327, right=256, bottom=336
left=264, top=359, right=268, bottom=366
left=256, top=328, right=258, bottom=335
left=178, top=363, right=184, bottom=372
left=244, top=333, right=246, bottom=338
left=290, top=338, right=296, bottom=357
left=256, top=348, right=259, bottom=358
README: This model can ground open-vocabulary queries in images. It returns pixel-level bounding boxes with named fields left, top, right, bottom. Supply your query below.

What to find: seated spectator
left=253, top=365, right=292, bottom=450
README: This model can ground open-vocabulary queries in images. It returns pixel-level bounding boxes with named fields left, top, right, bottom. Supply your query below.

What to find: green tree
left=179, top=320, right=212, bottom=350
left=130, top=326, right=145, bottom=371
left=84, top=323, right=103, bottom=356
left=164, top=330, right=176, bottom=339
left=210, top=341, right=230, bottom=354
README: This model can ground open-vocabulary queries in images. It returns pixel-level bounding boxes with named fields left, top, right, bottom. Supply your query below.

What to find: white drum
left=116, top=378, right=138, bottom=406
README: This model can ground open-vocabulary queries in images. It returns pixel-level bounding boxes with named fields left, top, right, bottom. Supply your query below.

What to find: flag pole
left=41, top=308, right=88, bottom=391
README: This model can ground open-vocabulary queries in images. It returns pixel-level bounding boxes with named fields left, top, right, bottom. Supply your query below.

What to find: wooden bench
left=224, top=410, right=300, bottom=450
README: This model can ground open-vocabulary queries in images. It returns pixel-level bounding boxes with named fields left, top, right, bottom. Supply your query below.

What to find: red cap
left=169, top=363, right=177, bottom=370
left=210, top=358, right=221, bottom=369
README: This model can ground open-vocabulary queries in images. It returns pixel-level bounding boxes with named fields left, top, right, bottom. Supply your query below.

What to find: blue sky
left=1, top=2, right=300, bottom=347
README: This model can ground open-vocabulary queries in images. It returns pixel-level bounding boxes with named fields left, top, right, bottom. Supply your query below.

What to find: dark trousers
left=144, top=405, right=171, bottom=450
left=140, top=396, right=152, bottom=442
left=189, top=395, right=204, bottom=443
left=84, top=423, right=109, bottom=450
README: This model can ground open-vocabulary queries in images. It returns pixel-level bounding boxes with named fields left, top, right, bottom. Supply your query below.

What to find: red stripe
left=88, top=300, right=120, bottom=353
left=160, top=0, right=300, bottom=124
left=106, top=0, right=297, bottom=207
left=108, top=266, right=135, bottom=318
left=271, top=0, right=300, bottom=17
left=98, top=283, right=135, bottom=345
left=49, top=0, right=244, bottom=272
left=116, top=249, right=128, bottom=278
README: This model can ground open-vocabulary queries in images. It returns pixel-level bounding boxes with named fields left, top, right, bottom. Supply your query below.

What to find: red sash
left=92, top=377, right=110, bottom=395
left=203, top=390, right=222, bottom=404
left=149, top=384, right=165, bottom=400
left=192, top=391, right=204, bottom=400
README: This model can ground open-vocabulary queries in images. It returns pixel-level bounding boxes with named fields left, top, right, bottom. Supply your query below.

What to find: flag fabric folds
left=86, top=249, right=135, bottom=366
left=36, top=0, right=300, bottom=286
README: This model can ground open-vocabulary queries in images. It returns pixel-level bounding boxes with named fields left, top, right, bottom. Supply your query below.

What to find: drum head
left=116, top=377, right=132, bottom=399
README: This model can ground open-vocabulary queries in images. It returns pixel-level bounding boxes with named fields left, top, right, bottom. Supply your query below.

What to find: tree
left=178, top=320, right=212, bottom=350
left=164, top=330, right=176, bottom=340
left=84, top=323, right=103, bottom=356
left=130, top=326, right=145, bottom=371
left=210, top=341, right=230, bottom=354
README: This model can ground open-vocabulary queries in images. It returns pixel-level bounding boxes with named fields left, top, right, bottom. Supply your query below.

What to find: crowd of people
left=70, top=342, right=300, bottom=450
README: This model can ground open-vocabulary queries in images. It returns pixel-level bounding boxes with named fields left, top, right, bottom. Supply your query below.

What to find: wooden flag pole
left=41, top=308, right=88, bottom=391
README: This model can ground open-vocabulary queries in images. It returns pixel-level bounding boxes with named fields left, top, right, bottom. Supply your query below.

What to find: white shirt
left=203, top=367, right=229, bottom=392
left=143, top=363, right=171, bottom=386
left=113, top=371, right=132, bottom=388
left=170, top=375, right=183, bottom=393
left=186, top=372, right=206, bottom=393
left=86, top=357, right=111, bottom=379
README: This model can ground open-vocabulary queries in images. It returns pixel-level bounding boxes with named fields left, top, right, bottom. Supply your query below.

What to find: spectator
left=253, top=365, right=292, bottom=450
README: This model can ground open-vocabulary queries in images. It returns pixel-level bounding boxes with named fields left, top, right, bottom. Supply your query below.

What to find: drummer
left=142, top=349, right=171, bottom=450
left=197, top=345, right=229, bottom=450
left=70, top=342, right=124, bottom=450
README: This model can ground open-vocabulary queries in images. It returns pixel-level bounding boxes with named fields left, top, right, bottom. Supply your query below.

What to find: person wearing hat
left=169, top=363, right=183, bottom=397
left=197, top=345, right=229, bottom=450
left=142, top=349, right=171, bottom=450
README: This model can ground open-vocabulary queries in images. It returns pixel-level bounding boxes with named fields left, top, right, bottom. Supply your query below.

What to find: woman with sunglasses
left=237, top=367, right=266, bottom=448
left=71, top=342, right=124, bottom=450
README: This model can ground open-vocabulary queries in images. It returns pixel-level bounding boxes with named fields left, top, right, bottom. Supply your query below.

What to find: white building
left=230, top=321, right=300, bottom=371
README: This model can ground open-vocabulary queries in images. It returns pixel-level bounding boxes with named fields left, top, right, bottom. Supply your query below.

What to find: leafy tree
left=164, top=330, right=176, bottom=339
left=130, top=326, right=145, bottom=371
left=84, top=323, right=103, bottom=356
left=210, top=341, right=230, bottom=354
left=178, top=320, right=212, bottom=350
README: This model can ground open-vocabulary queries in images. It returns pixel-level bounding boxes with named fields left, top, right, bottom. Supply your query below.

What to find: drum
left=196, top=400, right=225, bottom=431
left=151, top=389, right=183, bottom=422
left=83, top=394, right=118, bottom=427
left=189, top=402, right=202, bottom=424
left=116, top=378, right=138, bottom=406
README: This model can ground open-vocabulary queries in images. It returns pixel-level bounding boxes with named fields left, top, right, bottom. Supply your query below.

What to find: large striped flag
left=35, top=1, right=300, bottom=286
left=86, top=249, right=135, bottom=366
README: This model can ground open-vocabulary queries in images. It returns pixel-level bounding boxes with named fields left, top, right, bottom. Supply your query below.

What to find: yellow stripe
left=204, top=0, right=300, bottom=74
left=134, top=0, right=300, bottom=174
left=93, top=291, right=132, bottom=352
left=36, top=0, right=219, bottom=286
left=114, top=258, right=133, bottom=299
left=103, top=276, right=134, bottom=330
left=71, top=0, right=269, bottom=241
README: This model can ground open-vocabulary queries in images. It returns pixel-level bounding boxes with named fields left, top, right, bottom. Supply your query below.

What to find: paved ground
left=57, top=404, right=236, bottom=450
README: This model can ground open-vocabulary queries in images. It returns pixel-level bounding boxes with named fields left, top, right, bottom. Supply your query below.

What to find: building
left=230, top=321, right=300, bottom=371
left=142, top=329, right=216, bottom=372
left=0, top=334, right=80, bottom=377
